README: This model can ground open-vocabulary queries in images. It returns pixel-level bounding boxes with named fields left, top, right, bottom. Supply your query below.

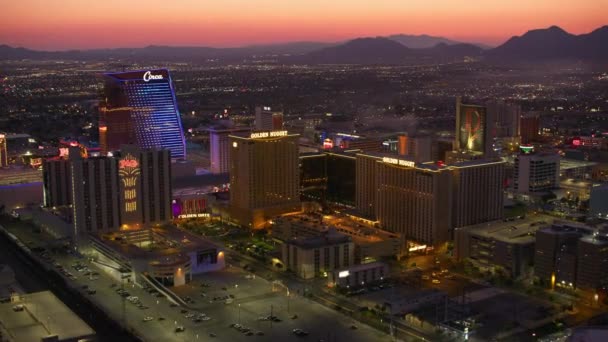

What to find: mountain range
left=0, top=26, right=606, bottom=64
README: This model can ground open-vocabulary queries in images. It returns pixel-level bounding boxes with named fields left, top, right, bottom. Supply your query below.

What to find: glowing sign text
left=250, top=130, right=288, bottom=139
left=119, top=158, right=139, bottom=169
left=143, top=71, right=164, bottom=82
left=382, top=157, right=415, bottom=168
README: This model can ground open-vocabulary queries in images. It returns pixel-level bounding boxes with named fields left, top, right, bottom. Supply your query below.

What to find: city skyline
left=2, top=0, right=606, bottom=50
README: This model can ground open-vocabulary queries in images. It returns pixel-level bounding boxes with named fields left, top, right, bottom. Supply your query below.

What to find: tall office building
left=451, top=160, right=505, bottom=230
left=397, top=135, right=432, bottom=162
left=447, top=98, right=495, bottom=163
left=485, top=100, right=521, bottom=138
left=520, top=114, right=540, bottom=144
left=99, top=69, right=186, bottom=159
left=229, top=130, right=300, bottom=227
left=71, top=145, right=172, bottom=236
left=118, top=145, right=172, bottom=227
left=576, top=233, right=608, bottom=290
left=374, top=156, right=453, bottom=246
left=42, top=157, right=73, bottom=208
left=71, top=153, right=121, bottom=236
left=209, top=127, right=251, bottom=174
left=255, top=106, right=283, bottom=131
left=355, top=154, right=380, bottom=219
left=0, top=134, right=7, bottom=167
left=513, top=152, right=560, bottom=194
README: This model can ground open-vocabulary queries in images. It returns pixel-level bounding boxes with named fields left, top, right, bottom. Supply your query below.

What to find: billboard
left=458, top=104, right=486, bottom=153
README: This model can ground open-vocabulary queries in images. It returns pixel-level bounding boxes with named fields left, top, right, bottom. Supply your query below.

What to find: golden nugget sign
left=250, top=130, right=288, bottom=139
left=382, top=157, right=415, bottom=168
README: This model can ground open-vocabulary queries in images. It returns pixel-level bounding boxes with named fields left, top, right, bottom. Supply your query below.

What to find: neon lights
left=119, top=153, right=140, bottom=213
left=382, top=157, right=415, bottom=167
left=143, top=71, right=164, bottom=82
left=119, top=158, right=139, bottom=169
left=338, top=271, right=350, bottom=278
left=520, top=145, right=534, bottom=154
left=250, top=130, right=288, bottom=139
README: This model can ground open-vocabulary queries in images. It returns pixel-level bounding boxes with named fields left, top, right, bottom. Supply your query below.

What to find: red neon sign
left=119, top=158, right=139, bottom=169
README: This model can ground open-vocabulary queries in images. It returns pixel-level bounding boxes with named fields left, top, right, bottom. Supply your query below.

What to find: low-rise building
left=455, top=215, right=554, bottom=277
left=282, top=230, right=354, bottom=279
left=0, top=290, right=96, bottom=342
left=328, top=261, right=389, bottom=288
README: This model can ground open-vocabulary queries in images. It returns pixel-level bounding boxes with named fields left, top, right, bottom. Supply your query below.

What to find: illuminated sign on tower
left=458, top=104, right=486, bottom=154
left=119, top=153, right=140, bottom=215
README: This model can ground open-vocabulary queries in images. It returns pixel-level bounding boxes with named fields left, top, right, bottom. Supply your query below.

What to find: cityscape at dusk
left=0, top=1, right=607, bottom=342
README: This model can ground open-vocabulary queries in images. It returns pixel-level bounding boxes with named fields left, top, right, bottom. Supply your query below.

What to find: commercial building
left=0, top=134, right=7, bottom=167
left=90, top=226, right=225, bottom=286
left=534, top=222, right=594, bottom=288
left=485, top=100, right=521, bottom=139
left=282, top=230, right=354, bottom=279
left=99, top=69, right=186, bottom=159
left=0, top=290, right=96, bottom=342
left=451, top=160, right=505, bottom=230
left=229, top=130, right=301, bottom=228
left=209, top=126, right=250, bottom=174
left=71, top=145, right=172, bottom=236
left=455, top=215, right=554, bottom=277
left=71, top=153, right=121, bottom=236
left=397, top=135, right=433, bottom=163
left=255, top=106, right=283, bottom=131
left=520, top=114, right=540, bottom=144
left=590, top=184, right=608, bottom=219
left=299, top=151, right=357, bottom=206
left=576, top=232, right=608, bottom=291
left=42, top=157, right=72, bottom=208
left=453, top=97, right=492, bottom=158
left=513, top=152, right=560, bottom=194
left=375, top=156, right=453, bottom=246
left=328, top=261, right=388, bottom=288
left=272, top=214, right=399, bottom=263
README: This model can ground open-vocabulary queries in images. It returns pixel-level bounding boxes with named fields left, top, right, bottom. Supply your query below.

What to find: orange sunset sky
left=1, top=0, right=606, bottom=50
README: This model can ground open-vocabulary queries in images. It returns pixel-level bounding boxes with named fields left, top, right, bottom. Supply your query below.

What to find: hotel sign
left=143, top=71, right=164, bottom=82
left=250, top=130, right=288, bottom=139
left=382, top=157, right=415, bottom=168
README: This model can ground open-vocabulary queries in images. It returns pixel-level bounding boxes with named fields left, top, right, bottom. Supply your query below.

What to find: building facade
left=451, top=160, right=505, bottom=230
left=42, top=157, right=73, bottom=208
left=255, top=106, right=283, bottom=131
left=99, top=69, right=186, bottom=159
left=514, top=153, right=560, bottom=194
left=229, top=130, right=301, bottom=227
left=209, top=127, right=251, bottom=174
left=282, top=231, right=354, bottom=279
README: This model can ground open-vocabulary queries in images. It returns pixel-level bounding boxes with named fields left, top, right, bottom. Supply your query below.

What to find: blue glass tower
left=100, top=69, right=186, bottom=159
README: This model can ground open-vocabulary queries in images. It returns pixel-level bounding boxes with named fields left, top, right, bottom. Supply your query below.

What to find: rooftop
left=0, top=291, right=95, bottom=342
left=463, top=214, right=555, bottom=244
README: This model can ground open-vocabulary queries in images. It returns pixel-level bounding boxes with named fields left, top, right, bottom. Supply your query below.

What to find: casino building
left=99, top=69, right=186, bottom=159
left=228, top=130, right=301, bottom=228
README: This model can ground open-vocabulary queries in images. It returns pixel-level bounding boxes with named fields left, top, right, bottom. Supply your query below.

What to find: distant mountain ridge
left=386, top=34, right=491, bottom=49
left=1, top=25, right=606, bottom=64
left=486, top=25, right=608, bottom=61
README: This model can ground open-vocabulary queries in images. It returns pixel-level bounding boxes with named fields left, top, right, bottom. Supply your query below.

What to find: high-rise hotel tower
left=99, top=69, right=186, bottom=159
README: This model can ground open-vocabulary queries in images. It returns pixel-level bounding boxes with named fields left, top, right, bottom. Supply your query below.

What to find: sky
left=1, top=0, right=606, bottom=50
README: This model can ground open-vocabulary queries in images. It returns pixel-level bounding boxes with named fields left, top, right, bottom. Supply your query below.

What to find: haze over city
left=2, top=0, right=606, bottom=49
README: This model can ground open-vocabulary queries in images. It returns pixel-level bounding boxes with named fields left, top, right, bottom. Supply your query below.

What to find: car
left=256, top=331, right=264, bottom=336
left=139, top=305, right=149, bottom=310
left=180, top=309, right=188, bottom=314
left=110, top=283, right=117, bottom=288
left=209, top=333, right=217, bottom=338
left=175, top=326, right=185, bottom=333
left=350, top=325, right=358, bottom=330
left=293, top=329, right=309, bottom=336
left=12, top=304, right=24, bottom=312
left=170, top=303, right=178, bottom=307
left=245, top=331, right=254, bottom=336
left=185, top=313, right=195, bottom=319
left=202, top=316, right=211, bottom=321
left=432, top=279, right=441, bottom=284
left=155, top=293, right=164, bottom=298
left=291, top=314, right=298, bottom=319
left=87, top=289, right=96, bottom=295
left=193, top=318, right=202, bottom=323
left=81, top=285, right=89, bottom=289
left=158, top=317, right=166, bottom=321
left=422, top=275, right=430, bottom=280
left=143, top=316, right=154, bottom=322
